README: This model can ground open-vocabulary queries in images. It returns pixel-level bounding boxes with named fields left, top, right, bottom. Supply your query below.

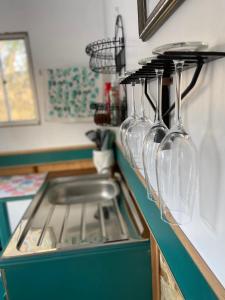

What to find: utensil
left=102, top=131, right=110, bottom=150
left=100, top=129, right=105, bottom=146
left=108, top=131, right=115, bottom=149
left=85, top=130, right=97, bottom=144
left=96, top=129, right=102, bottom=150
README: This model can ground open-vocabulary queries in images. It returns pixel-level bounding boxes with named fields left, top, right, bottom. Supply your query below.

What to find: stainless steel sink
left=3, top=173, right=143, bottom=258
left=48, top=179, right=119, bottom=205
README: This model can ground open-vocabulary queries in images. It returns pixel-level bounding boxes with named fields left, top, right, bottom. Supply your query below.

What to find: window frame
left=0, top=32, right=40, bottom=127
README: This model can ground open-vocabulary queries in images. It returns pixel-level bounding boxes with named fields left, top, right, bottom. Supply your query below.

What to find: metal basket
left=85, top=15, right=125, bottom=74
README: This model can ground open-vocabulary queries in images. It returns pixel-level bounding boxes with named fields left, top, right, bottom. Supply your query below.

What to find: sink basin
left=48, top=179, right=119, bottom=205
left=3, top=174, right=136, bottom=257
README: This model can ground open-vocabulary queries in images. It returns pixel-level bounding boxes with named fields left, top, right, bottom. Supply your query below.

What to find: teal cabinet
left=0, top=175, right=152, bottom=300
left=1, top=241, right=151, bottom=300
left=0, top=203, right=10, bottom=255
left=0, top=278, right=5, bottom=300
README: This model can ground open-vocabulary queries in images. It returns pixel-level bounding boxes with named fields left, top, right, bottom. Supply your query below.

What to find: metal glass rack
left=120, top=51, right=225, bottom=123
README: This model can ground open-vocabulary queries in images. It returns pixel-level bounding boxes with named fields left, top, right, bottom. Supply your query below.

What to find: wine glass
left=143, top=69, right=168, bottom=201
left=119, top=75, right=137, bottom=166
left=156, top=60, right=197, bottom=225
left=126, top=78, right=152, bottom=170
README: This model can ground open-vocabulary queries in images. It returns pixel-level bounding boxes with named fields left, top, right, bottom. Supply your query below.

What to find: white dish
left=138, top=56, right=157, bottom=65
left=152, top=41, right=208, bottom=55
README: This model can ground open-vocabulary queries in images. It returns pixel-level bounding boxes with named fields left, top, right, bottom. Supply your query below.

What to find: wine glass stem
left=131, top=82, right=136, bottom=118
left=140, top=79, right=145, bottom=118
left=155, top=69, right=164, bottom=123
left=174, top=61, right=184, bottom=127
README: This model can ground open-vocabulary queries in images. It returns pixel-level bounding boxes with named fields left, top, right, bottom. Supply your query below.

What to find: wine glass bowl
left=157, top=129, right=197, bottom=225
left=143, top=123, right=168, bottom=198
left=127, top=118, right=152, bottom=169
left=119, top=73, right=137, bottom=165
left=126, top=79, right=152, bottom=170
left=120, top=118, right=136, bottom=164
left=119, top=109, right=135, bottom=155
left=156, top=60, right=197, bottom=225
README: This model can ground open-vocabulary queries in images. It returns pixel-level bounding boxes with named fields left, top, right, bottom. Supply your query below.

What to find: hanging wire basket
left=85, top=15, right=126, bottom=74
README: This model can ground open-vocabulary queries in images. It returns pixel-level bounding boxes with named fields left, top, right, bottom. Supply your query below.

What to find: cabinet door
left=0, top=203, right=10, bottom=252
left=0, top=276, right=4, bottom=299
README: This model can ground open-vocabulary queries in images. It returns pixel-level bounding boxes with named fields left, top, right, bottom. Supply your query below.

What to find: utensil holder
left=93, top=150, right=114, bottom=173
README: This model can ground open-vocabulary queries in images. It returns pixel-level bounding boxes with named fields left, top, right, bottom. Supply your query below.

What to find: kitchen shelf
left=120, top=51, right=225, bottom=120
left=120, top=51, right=225, bottom=84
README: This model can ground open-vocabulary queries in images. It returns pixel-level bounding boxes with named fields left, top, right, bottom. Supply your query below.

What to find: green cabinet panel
left=3, top=241, right=151, bottom=300
left=0, top=203, right=10, bottom=254
left=0, top=148, right=93, bottom=167
left=0, top=278, right=4, bottom=300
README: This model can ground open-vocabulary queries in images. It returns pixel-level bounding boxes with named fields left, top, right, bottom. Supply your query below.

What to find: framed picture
left=137, top=0, right=185, bottom=41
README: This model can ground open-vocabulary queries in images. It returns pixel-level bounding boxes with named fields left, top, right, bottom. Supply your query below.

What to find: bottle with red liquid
left=94, top=82, right=111, bottom=125
left=105, top=82, right=111, bottom=114
left=110, top=80, right=120, bottom=126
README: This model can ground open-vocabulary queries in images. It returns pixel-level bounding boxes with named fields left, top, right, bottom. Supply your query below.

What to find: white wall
left=0, top=0, right=105, bottom=152
left=103, top=0, right=225, bottom=288
left=1, top=0, right=225, bottom=289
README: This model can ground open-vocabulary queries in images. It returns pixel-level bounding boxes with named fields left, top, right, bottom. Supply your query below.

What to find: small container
left=94, top=104, right=111, bottom=125
left=93, top=149, right=114, bottom=173
left=93, top=83, right=112, bottom=126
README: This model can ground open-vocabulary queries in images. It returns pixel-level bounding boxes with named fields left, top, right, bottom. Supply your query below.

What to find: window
left=0, top=32, right=39, bottom=126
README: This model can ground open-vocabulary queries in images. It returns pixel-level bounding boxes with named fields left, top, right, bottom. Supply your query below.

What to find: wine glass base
left=133, top=159, right=143, bottom=171
left=147, top=190, right=152, bottom=200
left=147, top=189, right=157, bottom=202
left=161, top=208, right=192, bottom=225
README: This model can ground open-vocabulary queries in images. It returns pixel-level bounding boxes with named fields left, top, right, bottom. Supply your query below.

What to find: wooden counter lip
left=116, top=142, right=225, bottom=300
left=0, top=145, right=96, bottom=169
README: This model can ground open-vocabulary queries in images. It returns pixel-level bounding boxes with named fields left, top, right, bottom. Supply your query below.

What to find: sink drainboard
left=18, top=198, right=128, bottom=254
left=6, top=177, right=131, bottom=256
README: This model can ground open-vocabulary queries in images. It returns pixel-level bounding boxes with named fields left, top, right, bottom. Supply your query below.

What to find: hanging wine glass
left=156, top=60, right=197, bottom=225
left=119, top=74, right=137, bottom=166
left=126, top=78, right=152, bottom=170
left=143, top=69, right=168, bottom=201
